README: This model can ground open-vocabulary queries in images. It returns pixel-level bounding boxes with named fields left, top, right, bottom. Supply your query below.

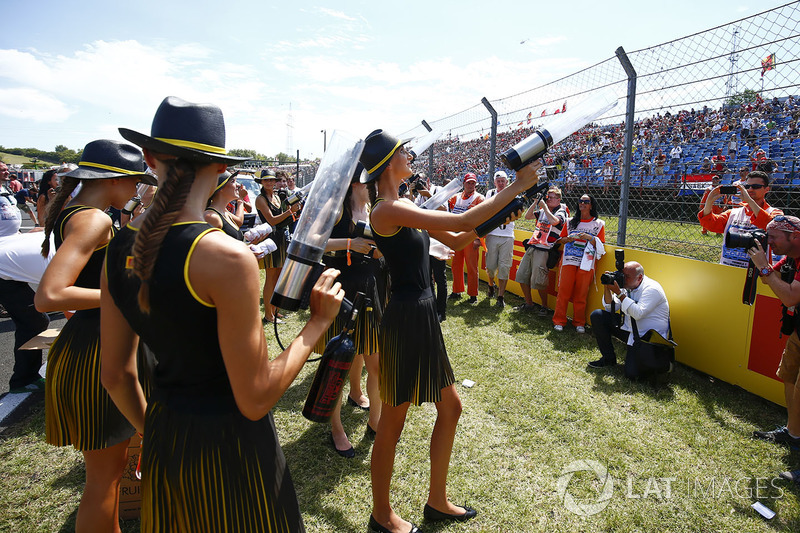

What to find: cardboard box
left=119, top=433, right=142, bottom=521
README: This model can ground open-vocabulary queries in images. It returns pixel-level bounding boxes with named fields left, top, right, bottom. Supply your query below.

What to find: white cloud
left=0, top=88, right=72, bottom=122
left=318, top=7, right=357, bottom=21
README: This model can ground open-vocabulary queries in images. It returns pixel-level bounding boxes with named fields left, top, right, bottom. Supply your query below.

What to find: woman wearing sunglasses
left=553, top=194, right=605, bottom=334
left=698, top=170, right=783, bottom=268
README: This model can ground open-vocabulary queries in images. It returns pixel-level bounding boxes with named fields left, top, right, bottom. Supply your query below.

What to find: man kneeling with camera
left=588, top=254, right=671, bottom=380
left=748, top=215, right=800, bottom=454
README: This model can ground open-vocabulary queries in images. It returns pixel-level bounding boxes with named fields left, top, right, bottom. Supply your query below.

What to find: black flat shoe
left=368, top=514, right=420, bottom=533
left=423, top=503, right=477, bottom=522
left=347, top=395, right=370, bottom=411
left=328, top=432, right=355, bottom=459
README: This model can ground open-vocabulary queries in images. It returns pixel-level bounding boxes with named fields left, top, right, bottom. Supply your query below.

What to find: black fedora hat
left=256, top=169, right=278, bottom=181
left=359, top=129, right=411, bottom=183
left=119, top=96, right=248, bottom=165
left=211, top=171, right=233, bottom=197
left=62, top=139, right=156, bottom=185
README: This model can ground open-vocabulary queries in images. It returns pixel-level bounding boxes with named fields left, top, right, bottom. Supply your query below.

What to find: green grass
left=0, top=152, right=39, bottom=166
left=2, top=282, right=799, bottom=532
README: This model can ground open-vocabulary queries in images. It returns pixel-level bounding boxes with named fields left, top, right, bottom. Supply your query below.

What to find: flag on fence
left=554, top=108, right=561, bottom=114
left=527, top=111, right=532, bottom=124
left=761, top=53, right=776, bottom=77
left=677, top=173, right=716, bottom=196
left=541, top=109, right=546, bottom=117
left=562, top=101, right=567, bottom=113
left=517, top=121, right=524, bottom=127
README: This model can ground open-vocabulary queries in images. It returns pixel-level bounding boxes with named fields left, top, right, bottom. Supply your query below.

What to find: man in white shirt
left=588, top=262, right=670, bottom=379
left=484, top=171, right=514, bottom=308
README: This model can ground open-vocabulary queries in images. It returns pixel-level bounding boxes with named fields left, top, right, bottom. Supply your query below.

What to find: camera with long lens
left=725, top=229, right=767, bottom=250
left=600, top=249, right=626, bottom=286
left=399, top=173, right=422, bottom=196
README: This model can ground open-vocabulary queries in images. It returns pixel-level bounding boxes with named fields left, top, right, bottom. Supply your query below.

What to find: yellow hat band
left=367, top=139, right=402, bottom=174
left=79, top=161, right=142, bottom=175
left=155, top=137, right=228, bottom=155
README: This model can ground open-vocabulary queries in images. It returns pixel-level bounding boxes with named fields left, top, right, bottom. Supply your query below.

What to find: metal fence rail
left=401, top=1, right=800, bottom=262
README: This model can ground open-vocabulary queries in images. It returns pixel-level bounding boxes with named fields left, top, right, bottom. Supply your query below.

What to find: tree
left=725, top=89, right=759, bottom=107
left=275, top=152, right=296, bottom=164
left=228, top=148, right=259, bottom=159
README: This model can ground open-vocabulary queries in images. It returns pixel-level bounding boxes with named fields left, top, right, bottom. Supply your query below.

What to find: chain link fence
left=401, top=1, right=800, bottom=263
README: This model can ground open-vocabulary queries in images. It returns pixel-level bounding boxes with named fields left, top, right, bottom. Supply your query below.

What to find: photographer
left=747, top=215, right=800, bottom=450
left=588, top=261, right=670, bottom=380
left=698, top=170, right=782, bottom=268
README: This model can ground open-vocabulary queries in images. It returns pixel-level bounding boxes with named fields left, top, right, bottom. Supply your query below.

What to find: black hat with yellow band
left=359, top=129, right=411, bottom=183
left=62, top=139, right=157, bottom=185
left=119, top=96, right=248, bottom=166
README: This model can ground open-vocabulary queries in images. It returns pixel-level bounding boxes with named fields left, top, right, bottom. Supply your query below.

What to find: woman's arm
left=203, top=209, right=224, bottom=230
left=229, top=199, right=245, bottom=226
left=35, top=209, right=113, bottom=312
left=371, top=161, right=542, bottom=236
left=189, top=232, right=343, bottom=421
left=100, top=264, right=146, bottom=433
left=255, top=195, right=298, bottom=227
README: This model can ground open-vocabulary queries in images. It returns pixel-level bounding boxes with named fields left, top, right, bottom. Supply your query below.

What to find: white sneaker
left=576, top=326, right=586, bottom=334
left=553, top=325, right=563, bottom=332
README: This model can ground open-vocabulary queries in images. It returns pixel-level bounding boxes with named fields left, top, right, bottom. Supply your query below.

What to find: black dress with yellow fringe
left=257, top=191, right=290, bottom=268
left=105, top=221, right=304, bottom=533
left=44, top=205, right=136, bottom=451
left=313, top=211, right=389, bottom=356
left=370, top=201, right=455, bottom=407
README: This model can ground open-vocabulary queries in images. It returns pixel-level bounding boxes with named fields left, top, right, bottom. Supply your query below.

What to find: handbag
left=627, top=317, right=677, bottom=380
left=546, top=242, right=562, bottom=270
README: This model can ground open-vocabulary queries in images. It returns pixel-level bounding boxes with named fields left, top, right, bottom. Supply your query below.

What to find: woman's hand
left=512, top=161, right=543, bottom=191
left=309, top=268, right=344, bottom=325
left=349, top=237, right=375, bottom=254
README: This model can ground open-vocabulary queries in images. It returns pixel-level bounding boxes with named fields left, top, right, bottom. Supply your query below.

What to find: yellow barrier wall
left=471, top=229, right=786, bottom=406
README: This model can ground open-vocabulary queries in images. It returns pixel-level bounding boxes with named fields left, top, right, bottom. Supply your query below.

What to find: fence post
left=421, top=120, right=434, bottom=180
left=615, top=46, right=637, bottom=247
left=481, top=97, right=498, bottom=181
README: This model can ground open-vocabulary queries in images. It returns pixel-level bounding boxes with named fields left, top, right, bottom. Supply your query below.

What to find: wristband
left=346, top=238, right=352, bottom=266
left=759, top=265, right=774, bottom=277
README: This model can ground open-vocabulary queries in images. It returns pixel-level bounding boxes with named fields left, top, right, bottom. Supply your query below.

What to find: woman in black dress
left=361, top=130, right=540, bottom=533
left=316, top=163, right=386, bottom=457
left=35, top=139, right=156, bottom=532
left=255, top=170, right=299, bottom=323
left=204, top=171, right=244, bottom=241
left=101, top=96, right=343, bottom=532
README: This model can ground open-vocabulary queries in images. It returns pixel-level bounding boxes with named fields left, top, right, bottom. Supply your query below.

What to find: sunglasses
left=743, top=183, right=766, bottom=190
left=579, top=199, right=591, bottom=204
left=773, top=215, right=800, bottom=232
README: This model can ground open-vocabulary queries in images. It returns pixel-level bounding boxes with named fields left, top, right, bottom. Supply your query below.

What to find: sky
left=0, top=0, right=790, bottom=160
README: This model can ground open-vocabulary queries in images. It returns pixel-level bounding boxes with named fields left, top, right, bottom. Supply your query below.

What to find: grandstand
left=402, top=2, right=800, bottom=261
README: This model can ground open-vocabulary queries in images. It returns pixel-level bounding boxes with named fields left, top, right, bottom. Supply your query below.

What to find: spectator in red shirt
left=711, top=148, right=727, bottom=175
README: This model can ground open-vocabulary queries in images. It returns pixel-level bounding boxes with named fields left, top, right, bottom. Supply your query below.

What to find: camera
left=600, top=249, right=626, bottom=286
left=719, top=185, right=737, bottom=194
left=725, top=229, right=767, bottom=250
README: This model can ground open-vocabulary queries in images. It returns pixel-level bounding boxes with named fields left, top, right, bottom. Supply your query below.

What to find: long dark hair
left=38, top=170, right=58, bottom=200
left=569, top=194, right=598, bottom=230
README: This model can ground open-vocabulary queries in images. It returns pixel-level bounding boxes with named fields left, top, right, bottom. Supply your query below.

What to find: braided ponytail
left=132, top=158, right=195, bottom=313
left=41, top=177, right=80, bottom=258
